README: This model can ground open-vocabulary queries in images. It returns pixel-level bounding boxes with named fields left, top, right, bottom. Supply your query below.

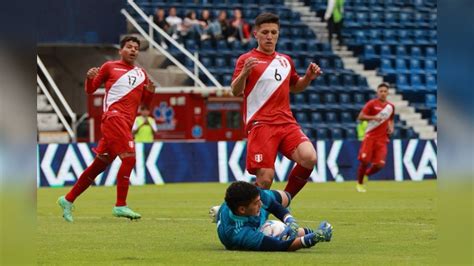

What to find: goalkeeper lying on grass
left=211, top=181, right=333, bottom=251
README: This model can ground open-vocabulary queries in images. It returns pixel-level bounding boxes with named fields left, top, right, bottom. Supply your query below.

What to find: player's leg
left=112, top=151, right=141, bottom=220
left=281, top=125, right=316, bottom=198
left=364, top=139, right=388, bottom=176
left=58, top=139, right=114, bottom=222
left=106, top=116, right=141, bottom=220
left=356, top=138, right=374, bottom=192
left=269, top=190, right=292, bottom=208
left=246, top=125, right=279, bottom=189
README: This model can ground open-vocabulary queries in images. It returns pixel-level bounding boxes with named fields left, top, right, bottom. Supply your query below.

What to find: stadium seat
left=425, top=47, right=436, bottom=59
left=425, top=94, right=436, bottom=108
left=383, top=29, right=397, bottom=44
left=330, top=128, right=343, bottom=139
left=310, top=112, right=325, bottom=127
left=410, top=46, right=422, bottom=58
left=425, top=60, right=436, bottom=74
left=344, top=128, right=357, bottom=140
left=292, top=94, right=307, bottom=111
left=295, top=112, right=310, bottom=128
left=425, top=75, right=437, bottom=91
left=396, top=74, right=410, bottom=91
left=405, top=128, right=418, bottom=139
left=380, top=45, right=392, bottom=58
left=410, top=74, right=425, bottom=90
left=395, top=58, right=409, bottom=74
left=315, top=128, right=329, bottom=140
left=307, top=93, right=324, bottom=109
left=379, top=58, right=395, bottom=75
left=325, top=111, right=338, bottom=124
left=409, top=59, right=424, bottom=74
left=391, top=128, right=401, bottom=139
left=395, top=45, right=408, bottom=58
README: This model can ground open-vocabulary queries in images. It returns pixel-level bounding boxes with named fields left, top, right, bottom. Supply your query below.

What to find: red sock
left=365, top=164, right=383, bottom=176
left=115, top=156, right=136, bottom=206
left=357, top=162, right=369, bottom=185
left=65, top=158, right=109, bottom=202
left=284, top=164, right=313, bottom=198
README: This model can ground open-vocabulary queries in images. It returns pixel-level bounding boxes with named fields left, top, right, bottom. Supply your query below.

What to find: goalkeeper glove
left=283, top=215, right=299, bottom=238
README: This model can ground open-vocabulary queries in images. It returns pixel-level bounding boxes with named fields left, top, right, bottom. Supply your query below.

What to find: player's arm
left=387, top=106, right=395, bottom=134
left=85, top=64, right=108, bottom=94
left=358, top=111, right=382, bottom=122
left=141, top=76, right=155, bottom=109
left=231, top=57, right=258, bottom=96
left=290, top=62, right=322, bottom=93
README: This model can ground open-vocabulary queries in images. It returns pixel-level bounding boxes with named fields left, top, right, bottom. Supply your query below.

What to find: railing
left=123, top=0, right=223, bottom=90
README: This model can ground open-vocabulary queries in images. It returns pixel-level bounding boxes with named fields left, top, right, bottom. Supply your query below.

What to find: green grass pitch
left=37, top=180, right=437, bottom=265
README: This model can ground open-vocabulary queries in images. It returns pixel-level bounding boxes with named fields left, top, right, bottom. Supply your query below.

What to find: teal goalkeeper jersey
left=216, top=189, right=278, bottom=250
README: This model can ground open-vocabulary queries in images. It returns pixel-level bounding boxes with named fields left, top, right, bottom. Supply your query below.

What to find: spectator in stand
left=166, top=7, right=183, bottom=40
left=199, top=9, right=213, bottom=41
left=229, top=9, right=251, bottom=43
left=153, top=8, right=170, bottom=48
left=181, top=10, right=204, bottom=40
left=212, top=10, right=231, bottom=41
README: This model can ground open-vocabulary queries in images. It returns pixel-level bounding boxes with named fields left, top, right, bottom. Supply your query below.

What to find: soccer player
left=57, top=36, right=155, bottom=222
left=231, top=12, right=323, bottom=198
left=356, top=83, right=395, bottom=192
left=216, top=181, right=333, bottom=251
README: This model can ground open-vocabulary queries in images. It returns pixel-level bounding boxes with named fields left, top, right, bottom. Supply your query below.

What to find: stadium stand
left=125, top=0, right=434, bottom=140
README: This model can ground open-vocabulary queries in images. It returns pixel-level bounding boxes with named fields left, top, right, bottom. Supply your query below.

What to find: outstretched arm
left=290, top=62, right=322, bottom=93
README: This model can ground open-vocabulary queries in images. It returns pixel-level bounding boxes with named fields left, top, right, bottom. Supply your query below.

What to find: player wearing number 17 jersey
left=356, top=83, right=395, bottom=192
left=231, top=13, right=323, bottom=198
left=57, top=36, right=155, bottom=222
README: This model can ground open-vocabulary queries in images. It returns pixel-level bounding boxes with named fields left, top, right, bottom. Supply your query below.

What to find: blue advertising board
left=37, top=140, right=437, bottom=187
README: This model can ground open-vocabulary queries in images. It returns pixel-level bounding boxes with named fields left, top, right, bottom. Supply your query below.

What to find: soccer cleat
left=209, top=205, right=220, bottom=223
left=315, top=221, right=333, bottom=242
left=356, top=183, right=367, bottom=193
left=57, top=196, right=74, bottom=222
left=112, top=206, right=141, bottom=220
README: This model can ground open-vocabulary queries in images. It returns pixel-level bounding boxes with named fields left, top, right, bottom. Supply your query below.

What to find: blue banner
left=37, top=140, right=437, bottom=187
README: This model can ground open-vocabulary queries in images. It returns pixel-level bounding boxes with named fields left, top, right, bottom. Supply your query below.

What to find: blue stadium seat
left=315, top=128, right=329, bottom=140
left=424, top=59, right=436, bottom=74
left=414, top=30, right=429, bottom=44
left=215, top=57, right=227, bottom=68
left=395, top=45, right=407, bottom=58
left=301, top=127, right=315, bottom=140
left=398, top=29, right=413, bottom=44
left=409, top=59, right=424, bottom=74
left=425, top=75, right=437, bottom=91
left=200, top=56, right=213, bottom=68
left=356, top=12, right=369, bottom=26
left=431, top=112, right=437, bottom=125
left=355, top=30, right=367, bottom=44
left=310, top=112, right=324, bottom=127
left=379, top=45, right=392, bottom=58
left=425, top=47, right=436, bottom=59
left=222, top=74, right=232, bottom=86
left=410, top=74, right=425, bottom=90
left=325, top=111, right=338, bottom=124
left=344, top=128, right=357, bottom=140
left=307, top=93, right=324, bottom=109
left=396, top=74, right=410, bottom=91
left=383, top=29, right=397, bottom=44
left=333, top=58, right=344, bottom=69
left=216, top=40, right=229, bottom=51
left=340, top=111, right=353, bottom=123
left=425, top=94, right=436, bottom=108
left=185, top=39, right=198, bottom=52
left=292, top=94, right=307, bottom=110
left=384, top=12, right=397, bottom=26
left=330, top=128, right=342, bottom=139
left=368, top=29, right=383, bottom=45
left=369, top=12, right=383, bottom=27
left=411, top=46, right=422, bottom=58
left=395, top=58, right=409, bottom=74
left=379, top=58, right=395, bottom=75
left=295, top=112, right=310, bottom=128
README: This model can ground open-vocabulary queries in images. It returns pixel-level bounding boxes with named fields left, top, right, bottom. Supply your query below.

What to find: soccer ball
left=259, top=220, right=289, bottom=240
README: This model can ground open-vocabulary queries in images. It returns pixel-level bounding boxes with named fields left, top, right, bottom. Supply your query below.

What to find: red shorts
left=358, top=137, right=388, bottom=164
left=246, top=123, right=309, bottom=175
left=93, top=116, right=135, bottom=157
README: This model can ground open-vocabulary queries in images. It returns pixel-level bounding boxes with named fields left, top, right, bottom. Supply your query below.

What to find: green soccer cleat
left=57, top=196, right=74, bottom=222
left=112, top=206, right=141, bottom=220
left=356, top=183, right=367, bottom=193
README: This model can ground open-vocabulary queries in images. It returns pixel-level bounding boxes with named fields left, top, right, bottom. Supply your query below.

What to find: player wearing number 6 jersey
left=57, top=36, right=155, bottom=222
left=231, top=13, right=323, bottom=197
left=356, top=83, right=395, bottom=192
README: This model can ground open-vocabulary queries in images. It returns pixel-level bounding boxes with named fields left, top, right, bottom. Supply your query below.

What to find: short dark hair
left=254, top=12, right=280, bottom=28
left=120, top=36, right=140, bottom=49
left=225, top=181, right=260, bottom=214
left=377, top=82, right=390, bottom=90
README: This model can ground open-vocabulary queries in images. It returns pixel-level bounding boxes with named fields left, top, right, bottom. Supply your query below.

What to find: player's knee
left=300, top=152, right=317, bottom=168
left=375, top=161, right=385, bottom=169
left=121, top=156, right=136, bottom=169
left=256, top=176, right=273, bottom=189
